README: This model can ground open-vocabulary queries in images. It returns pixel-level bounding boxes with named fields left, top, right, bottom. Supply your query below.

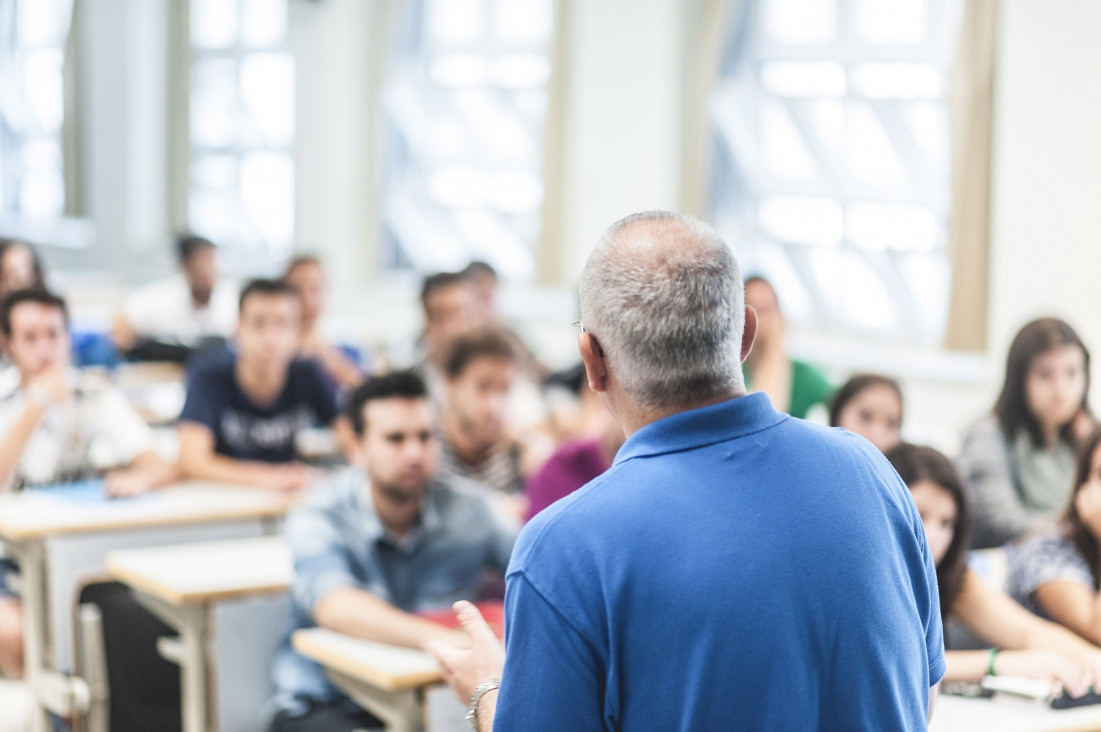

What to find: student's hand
left=1076, top=482, right=1101, bottom=540
left=1072, top=410, right=1097, bottom=444
left=104, top=469, right=154, bottom=497
left=264, top=463, right=311, bottom=493
left=26, top=366, right=71, bottom=407
left=996, top=650, right=1089, bottom=698
left=426, top=601, right=506, bottom=706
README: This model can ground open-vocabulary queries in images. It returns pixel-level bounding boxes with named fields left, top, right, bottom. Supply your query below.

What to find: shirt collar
left=360, top=477, right=446, bottom=546
left=613, top=392, right=786, bottom=464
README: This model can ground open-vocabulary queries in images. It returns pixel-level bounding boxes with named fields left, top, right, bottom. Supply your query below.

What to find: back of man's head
left=346, top=369, right=429, bottom=436
left=578, top=211, right=744, bottom=409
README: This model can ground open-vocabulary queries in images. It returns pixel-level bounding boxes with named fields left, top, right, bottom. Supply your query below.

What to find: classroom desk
left=292, top=627, right=467, bottom=732
left=106, top=536, right=293, bottom=732
left=0, top=482, right=292, bottom=732
left=931, top=693, right=1101, bottom=732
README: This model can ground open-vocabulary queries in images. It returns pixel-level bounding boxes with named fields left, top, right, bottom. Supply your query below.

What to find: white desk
left=0, top=482, right=292, bottom=732
left=931, top=693, right=1101, bottom=732
left=107, top=536, right=293, bottom=732
left=291, top=627, right=466, bottom=732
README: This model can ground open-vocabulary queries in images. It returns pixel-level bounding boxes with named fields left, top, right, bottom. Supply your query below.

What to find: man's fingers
left=453, top=601, right=495, bottom=643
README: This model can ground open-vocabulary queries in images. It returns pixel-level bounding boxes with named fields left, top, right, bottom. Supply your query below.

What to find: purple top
left=525, top=438, right=610, bottom=522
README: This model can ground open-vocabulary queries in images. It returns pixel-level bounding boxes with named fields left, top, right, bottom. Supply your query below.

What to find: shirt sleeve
left=919, top=526, right=946, bottom=687
left=298, top=360, right=340, bottom=425
left=1007, top=533, right=1093, bottom=602
left=93, top=387, right=155, bottom=464
left=495, top=572, right=606, bottom=730
left=286, top=493, right=366, bottom=619
left=178, top=366, right=222, bottom=432
left=958, top=418, right=1048, bottom=546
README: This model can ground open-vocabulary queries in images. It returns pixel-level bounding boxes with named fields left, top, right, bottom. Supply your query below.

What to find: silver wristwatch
left=465, top=677, right=501, bottom=731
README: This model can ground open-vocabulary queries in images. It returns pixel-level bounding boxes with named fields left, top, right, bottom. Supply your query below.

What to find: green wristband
left=987, top=647, right=999, bottom=677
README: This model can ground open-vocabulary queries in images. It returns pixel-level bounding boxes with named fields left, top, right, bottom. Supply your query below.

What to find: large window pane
left=379, top=0, right=555, bottom=279
left=710, top=0, right=961, bottom=344
left=187, top=0, right=294, bottom=262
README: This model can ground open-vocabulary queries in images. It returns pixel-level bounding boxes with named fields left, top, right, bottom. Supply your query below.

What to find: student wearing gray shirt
left=269, top=370, right=517, bottom=732
left=959, top=318, right=1094, bottom=548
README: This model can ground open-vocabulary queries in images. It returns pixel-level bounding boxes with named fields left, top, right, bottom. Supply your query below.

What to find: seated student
left=282, top=256, right=363, bottom=390
left=829, top=373, right=903, bottom=454
left=0, top=289, right=177, bottom=678
left=886, top=443, right=1101, bottom=693
left=437, top=327, right=526, bottom=498
left=1007, top=427, right=1101, bottom=647
left=268, top=370, right=516, bottom=732
left=959, top=318, right=1095, bottom=548
left=111, top=233, right=238, bottom=362
left=462, top=260, right=499, bottom=325
left=177, top=279, right=350, bottom=492
left=396, top=272, right=481, bottom=404
left=742, top=275, right=832, bottom=420
left=0, top=239, right=45, bottom=297
left=524, top=409, right=625, bottom=522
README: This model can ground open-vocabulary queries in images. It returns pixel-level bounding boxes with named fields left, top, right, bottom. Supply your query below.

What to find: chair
left=72, top=580, right=182, bottom=732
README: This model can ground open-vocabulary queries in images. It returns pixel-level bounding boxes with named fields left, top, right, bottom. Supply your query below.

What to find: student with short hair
left=829, top=373, right=904, bottom=454
left=959, top=318, right=1095, bottom=548
left=0, top=239, right=45, bottom=297
left=742, top=275, right=833, bottom=420
left=1007, top=428, right=1101, bottom=648
left=886, top=443, right=1101, bottom=693
left=0, top=288, right=176, bottom=678
left=111, top=233, right=238, bottom=362
left=438, top=327, right=525, bottom=497
left=176, top=279, right=349, bottom=492
left=268, top=370, right=516, bottom=732
left=282, top=256, right=363, bottom=390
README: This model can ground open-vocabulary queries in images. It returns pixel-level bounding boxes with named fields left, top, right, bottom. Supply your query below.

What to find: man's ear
left=579, top=332, right=608, bottom=393
left=740, top=305, right=758, bottom=363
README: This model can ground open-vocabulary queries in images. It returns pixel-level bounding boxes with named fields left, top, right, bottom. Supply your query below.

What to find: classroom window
left=709, top=0, right=961, bottom=345
left=186, top=0, right=295, bottom=264
left=0, top=0, right=72, bottom=221
left=378, top=0, right=555, bottom=279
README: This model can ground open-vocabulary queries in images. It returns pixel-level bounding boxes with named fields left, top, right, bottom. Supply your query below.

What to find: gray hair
left=578, top=211, right=745, bottom=409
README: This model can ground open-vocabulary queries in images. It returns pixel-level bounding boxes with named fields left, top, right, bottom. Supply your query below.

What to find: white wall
left=986, top=0, right=1101, bottom=393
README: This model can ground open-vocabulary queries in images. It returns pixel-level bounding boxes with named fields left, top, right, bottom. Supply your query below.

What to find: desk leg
left=133, top=593, right=209, bottom=732
left=326, top=669, right=423, bottom=732
left=6, top=540, right=51, bottom=732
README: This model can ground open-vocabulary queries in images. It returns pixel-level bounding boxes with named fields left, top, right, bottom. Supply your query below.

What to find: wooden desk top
left=0, top=482, right=292, bottom=541
left=106, top=536, right=292, bottom=605
left=292, top=628, right=442, bottom=692
left=931, top=694, right=1101, bottom=732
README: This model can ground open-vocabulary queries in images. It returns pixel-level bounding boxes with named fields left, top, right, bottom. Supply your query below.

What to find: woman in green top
left=742, top=276, right=832, bottom=420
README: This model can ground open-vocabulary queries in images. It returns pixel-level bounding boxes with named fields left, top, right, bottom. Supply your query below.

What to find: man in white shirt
left=0, top=289, right=176, bottom=677
left=111, top=234, right=238, bottom=362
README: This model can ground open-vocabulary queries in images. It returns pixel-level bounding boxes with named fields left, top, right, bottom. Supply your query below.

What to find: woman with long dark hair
left=1007, top=428, right=1101, bottom=648
left=829, top=373, right=903, bottom=454
left=887, top=443, right=1100, bottom=690
left=959, top=318, right=1094, bottom=548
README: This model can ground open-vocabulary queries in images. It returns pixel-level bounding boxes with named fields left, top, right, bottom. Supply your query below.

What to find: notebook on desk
left=416, top=600, right=505, bottom=639
left=24, top=478, right=113, bottom=504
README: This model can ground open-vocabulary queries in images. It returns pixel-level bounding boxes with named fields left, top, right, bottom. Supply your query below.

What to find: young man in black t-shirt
left=178, top=279, right=352, bottom=492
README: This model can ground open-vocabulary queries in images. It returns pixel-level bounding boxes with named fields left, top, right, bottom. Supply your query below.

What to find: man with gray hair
left=430, top=211, right=944, bottom=730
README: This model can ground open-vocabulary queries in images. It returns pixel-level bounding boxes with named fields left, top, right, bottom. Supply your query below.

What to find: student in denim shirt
left=268, top=370, right=517, bottom=732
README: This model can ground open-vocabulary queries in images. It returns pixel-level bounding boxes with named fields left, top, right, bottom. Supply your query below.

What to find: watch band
left=465, top=677, right=501, bottom=731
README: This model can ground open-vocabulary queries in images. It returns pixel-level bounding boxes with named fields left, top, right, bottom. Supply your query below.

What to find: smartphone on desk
left=1052, top=689, right=1101, bottom=710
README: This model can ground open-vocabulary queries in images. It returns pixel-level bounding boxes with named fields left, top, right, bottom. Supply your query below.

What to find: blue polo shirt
left=497, top=392, right=944, bottom=731
left=270, top=468, right=518, bottom=713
